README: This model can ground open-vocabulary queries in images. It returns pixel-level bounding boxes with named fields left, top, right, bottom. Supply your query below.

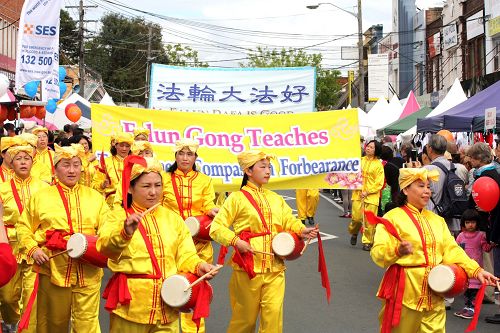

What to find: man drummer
left=162, top=138, right=218, bottom=333
left=16, top=143, right=110, bottom=333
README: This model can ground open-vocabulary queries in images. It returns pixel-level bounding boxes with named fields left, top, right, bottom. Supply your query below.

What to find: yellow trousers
left=36, top=274, right=101, bottom=333
left=16, top=261, right=38, bottom=333
left=379, top=303, right=446, bottom=333
left=0, top=264, right=21, bottom=324
left=348, top=201, right=378, bottom=245
left=295, top=189, right=319, bottom=220
left=110, top=313, right=179, bottom=333
left=227, top=270, right=285, bottom=333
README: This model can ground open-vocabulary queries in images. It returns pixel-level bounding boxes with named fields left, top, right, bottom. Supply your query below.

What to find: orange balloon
left=0, top=104, right=7, bottom=122
left=35, top=106, right=46, bottom=119
left=65, top=104, right=81, bottom=123
left=7, top=106, right=16, bottom=121
left=20, top=105, right=32, bottom=119
left=437, top=129, right=454, bottom=143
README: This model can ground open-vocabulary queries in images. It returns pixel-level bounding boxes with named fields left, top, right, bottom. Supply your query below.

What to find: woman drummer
left=97, top=156, right=217, bottom=332
left=133, top=127, right=150, bottom=141
left=162, top=138, right=218, bottom=333
left=370, top=168, right=498, bottom=333
left=209, top=150, right=318, bottom=333
left=69, top=135, right=97, bottom=187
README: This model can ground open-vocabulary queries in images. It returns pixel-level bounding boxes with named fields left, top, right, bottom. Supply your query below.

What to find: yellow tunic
left=92, top=155, right=124, bottom=207
left=209, top=182, right=305, bottom=274
left=352, top=155, right=384, bottom=205
left=0, top=165, right=13, bottom=183
left=80, top=153, right=98, bottom=188
left=371, top=204, right=481, bottom=312
left=31, top=149, right=55, bottom=184
left=16, top=183, right=109, bottom=287
left=97, top=204, right=203, bottom=325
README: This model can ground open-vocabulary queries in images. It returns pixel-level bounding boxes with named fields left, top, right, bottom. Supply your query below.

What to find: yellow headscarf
left=18, top=133, right=38, bottom=148
left=32, top=126, right=48, bottom=136
left=1, top=137, right=21, bottom=152
left=130, top=157, right=163, bottom=181
left=237, top=150, right=278, bottom=173
left=7, top=145, right=34, bottom=159
left=131, top=141, right=153, bottom=155
left=113, top=132, right=134, bottom=146
left=399, top=168, right=440, bottom=190
left=54, top=143, right=86, bottom=165
left=173, top=138, right=199, bottom=153
left=133, top=127, right=150, bottom=140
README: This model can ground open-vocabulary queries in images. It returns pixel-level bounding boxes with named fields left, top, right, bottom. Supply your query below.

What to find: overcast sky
left=65, top=0, right=445, bottom=71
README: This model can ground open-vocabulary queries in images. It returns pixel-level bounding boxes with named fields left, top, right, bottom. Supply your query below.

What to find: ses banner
left=91, top=105, right=361, bottom=192
left=15, top=0, right=63, bottom=101
left=148, top=65, right=316, bottom=114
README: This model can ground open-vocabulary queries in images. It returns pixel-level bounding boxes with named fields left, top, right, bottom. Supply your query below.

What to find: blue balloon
left=59, top=82, right=67, bottom=99
left=46, top=99, right=57, bottom=114
left=24, top=81, right=39, bottom=98
left=59, top=67, right=67, bottom=82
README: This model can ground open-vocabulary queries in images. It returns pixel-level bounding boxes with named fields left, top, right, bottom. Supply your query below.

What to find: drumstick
left=252, top=249, right=274, bottom=256
left=300, top=224, right=319, bottom=255
left=184, top=265, right=223, bottom=291
left=496, top=279, right=500, bottom=291
left=49, top=248, right=72, bottom=259
left=140, top=203, right=161, bottom=218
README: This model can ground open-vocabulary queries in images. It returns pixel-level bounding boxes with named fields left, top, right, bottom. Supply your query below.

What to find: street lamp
left=307, top=1, right=364, bottom=109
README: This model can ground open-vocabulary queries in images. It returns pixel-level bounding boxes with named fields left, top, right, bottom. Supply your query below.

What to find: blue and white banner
left=15, top=0, right=63, bottom=101
left=149, top=65, right=316, bottom=114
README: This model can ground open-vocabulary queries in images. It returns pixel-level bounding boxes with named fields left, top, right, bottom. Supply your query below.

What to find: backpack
left=430, top=162, right=469, bottom=218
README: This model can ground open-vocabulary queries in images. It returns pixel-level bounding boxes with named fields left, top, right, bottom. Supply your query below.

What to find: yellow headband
left=18, top=133, right=38, bottom=148
left=133, top=127, right=150, bottom=140
left=399, top=168, right=440, bottom=190
left=54, top=143, right=86, bottom=165
left=130, top=157, right=163, bottom=181
left=1, top=137, right=21, bottom=152
left=7, top=145, right=34, bottom=159
left=173, top=138, right=199, bottom=153
left=131, top=141, right=154, bottom=155
left=237, top=150, right=278, bottom=173
left=114, top=132, right=134, bottom=146
left=32, top=126, right=48, bottom=136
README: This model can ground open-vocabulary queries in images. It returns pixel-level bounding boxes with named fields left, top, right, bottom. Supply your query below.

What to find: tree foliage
left=59, top=10, right=78, bottom=64
left=243, top=47, right=341, bottom=110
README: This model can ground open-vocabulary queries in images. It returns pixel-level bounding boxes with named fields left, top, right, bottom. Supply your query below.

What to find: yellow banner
left=91, top=104, right=362, bottom=192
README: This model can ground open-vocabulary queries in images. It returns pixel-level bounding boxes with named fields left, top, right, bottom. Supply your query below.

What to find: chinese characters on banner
left=15, top=0, right=63, bottom=101
left=149, top=65, right=316, bottom=114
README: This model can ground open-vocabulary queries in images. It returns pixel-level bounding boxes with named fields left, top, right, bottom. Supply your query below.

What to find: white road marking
left=282, top=195, right=296, bottom=201
left=308, top=231, right=338, bottom=244
left=319, top=192, right=343, bottom=211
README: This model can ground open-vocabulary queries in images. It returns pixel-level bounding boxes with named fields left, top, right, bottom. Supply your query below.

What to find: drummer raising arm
left=209, top=150, right=317, bottom=333
left=370, top=168, right=497, bottom=333
left=97, top=156, right=217, bottom=333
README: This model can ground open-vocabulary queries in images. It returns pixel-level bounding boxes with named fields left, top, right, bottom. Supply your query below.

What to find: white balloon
left=0, top=74, right=9, bottom=96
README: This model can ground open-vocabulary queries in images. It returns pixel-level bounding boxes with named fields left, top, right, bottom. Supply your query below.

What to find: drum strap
left=401, top=206, right=429, bottom=265
left=0, top=167, right=5, bottom=182
left=10, top=179, right=24, bottom=215
left=240, top=189, right=271, bottom=234
left=47, top=150, right=55, bottom=183
left=171, top=173, right=186, bottom=220
left=56, top=184, right=74, bottom=234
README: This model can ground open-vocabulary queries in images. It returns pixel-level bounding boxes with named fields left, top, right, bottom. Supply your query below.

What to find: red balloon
left=65, top=104, right=81, bottom=123
left=472, top=177, right=500, bottom=212
left=35, top=106, right=46, bottom=119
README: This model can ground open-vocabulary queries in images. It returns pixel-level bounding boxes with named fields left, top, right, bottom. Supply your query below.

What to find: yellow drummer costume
left=348, top=155, right=384, bottom=247
left=92, top=132, right=133, bottom=207
left=97, top=157, right=205, bottom=332
left=0, top=137, right=17, bottom=183
left=370, top=168, right=483, bottom=333
left=16, top=144, right=109, bottom=333
left=295, top=189, right=319, bottom=224
left=209, top=150, right=306, bottom=333
left=162, top=139, right=216, bottom=333
left=80, top=151, right=98, bottom=188
left=31, top=127, right=55, bottom=184
left=0, top=145, right=49, bottom=333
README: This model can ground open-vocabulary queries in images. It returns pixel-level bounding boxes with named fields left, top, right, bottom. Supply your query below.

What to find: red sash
left=10, top=179, right=24, bottom=215
left=0, top=167, right=6, bottom=182
left=171, top=173, right=186, bottom=220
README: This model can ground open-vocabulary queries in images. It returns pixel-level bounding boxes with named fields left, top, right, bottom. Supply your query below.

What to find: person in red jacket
left=0, top=204, right=16, bottom=288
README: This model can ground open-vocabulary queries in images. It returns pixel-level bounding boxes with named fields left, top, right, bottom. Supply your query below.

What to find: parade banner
left=92, top=105, right=361, bottom=192
left=148, top=65, right=316, bottom=114
left=15, top=0, right=63, bottom=101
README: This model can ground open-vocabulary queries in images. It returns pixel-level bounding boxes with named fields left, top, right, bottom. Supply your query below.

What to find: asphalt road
left=98, top=190, right=500, bottom=332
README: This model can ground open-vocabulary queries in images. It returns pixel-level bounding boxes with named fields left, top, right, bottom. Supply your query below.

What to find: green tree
left=59, top=10, right=78, bottom=64
left=242, top=47, right=341, bottom=110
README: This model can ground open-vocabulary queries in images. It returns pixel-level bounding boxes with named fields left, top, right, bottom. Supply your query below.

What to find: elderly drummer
left=0, top=145, right=49, bottom=333
left=370, top=167, right=498, bottom=333
left=97, top=156, right=217, bottom=332
left=162, top=138, right=218, bottom=333
left=16, top=143, right=109, bottom=333
left=209, top=150, right=318, bottom=333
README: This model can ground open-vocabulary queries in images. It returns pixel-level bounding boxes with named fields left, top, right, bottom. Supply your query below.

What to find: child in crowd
left=454, top=208, right=493, bottom=319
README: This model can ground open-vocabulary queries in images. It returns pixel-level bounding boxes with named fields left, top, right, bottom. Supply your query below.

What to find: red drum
left=185, top=215, right=213, bottom=241
left=428, top=264, right=468, bottom=298
left=271, top=232, right=305, bottom=260
left=66, top=233, right=108, bottom=268
left=161, top=273, right=213, bottom=313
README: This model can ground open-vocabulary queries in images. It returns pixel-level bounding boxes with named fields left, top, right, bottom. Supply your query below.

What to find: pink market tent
left=398, top=90, right=421, bottom=119
left=0, top=90, right=16, bottom=103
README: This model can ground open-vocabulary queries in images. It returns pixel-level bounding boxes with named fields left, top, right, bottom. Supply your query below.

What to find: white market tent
left=366, top=95, right=403, bottom=130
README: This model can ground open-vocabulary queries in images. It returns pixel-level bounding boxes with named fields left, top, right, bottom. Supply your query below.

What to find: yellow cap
left=130, top=157, right=163, bottom=181
left=131, top=141, right=153, bottom=155
left=237, top=150, right=277, bottom=171
left=399, top=168, right=439, bottom=190
left=32, top=126, right=48, bottom=136
left=7, top=145, right=34, bottom=159
left=18, top=133, right=38, bottom=148
left=173, top=138, right=199, bottom=153
left=54, top=143, right=86, bottom=165
left=113, top=132, right=134, bottom=146
left=133, top=127, right=150, bottom=140
left=1, top=137, right=20, bottom=152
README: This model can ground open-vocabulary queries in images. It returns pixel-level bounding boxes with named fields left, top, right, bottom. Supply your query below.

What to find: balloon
left=59, top=67, right=67, bottom=81
left=24, top=81, right=39, bottom=98
left=7, top=106, right=16, bottom=121
left=59, top=82, right=67, bottom=99
left=65, top=103, right=81, bottom=122
left=437, top=130, right=454, bottom=143
left=0, top=74, right=8, bottom=96
left=20, top=105, right=33, bottom=118
left=472, top=177, right=500, bottom=212
left=35, top=106, right=46, bottom=119
left=0, top=104, right=7, bottom=122
left=45, top=99, right=57, bottom=114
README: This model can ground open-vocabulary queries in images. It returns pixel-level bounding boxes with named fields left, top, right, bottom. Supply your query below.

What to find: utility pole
left=357, top=0, right=364, bottom=110
left=145, top=24, right=152, bottom=107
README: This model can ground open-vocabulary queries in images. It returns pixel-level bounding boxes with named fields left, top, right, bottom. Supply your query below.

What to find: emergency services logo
left=454, top=184, right=464, bottom=196
left=24, top=23, right=34, bottom=34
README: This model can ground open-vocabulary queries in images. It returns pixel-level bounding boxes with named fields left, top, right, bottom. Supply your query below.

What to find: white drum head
left=428, top=265, right=454, bottom=293
left=161, top=275, right=193, bottom=308
left=272, top=233, right=294, bottom=257
left=66, top=233, right=87, bottom=259
left=185, top=217, right=200, bottom=237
